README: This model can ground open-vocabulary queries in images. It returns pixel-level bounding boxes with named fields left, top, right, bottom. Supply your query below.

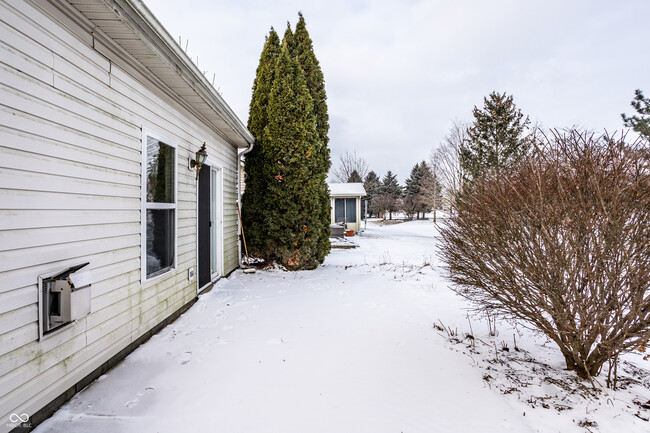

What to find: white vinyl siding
left=0, top=1, right=243, bottom=429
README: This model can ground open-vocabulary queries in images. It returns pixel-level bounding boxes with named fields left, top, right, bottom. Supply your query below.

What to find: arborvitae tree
left=242, top=28, right=281, bottom=254
left=622, top=89, right=650, bottom=139
left=292, top=12, right=331, bottom=261
left=243, top=16, right=330, bottom=268
left=461, top=92, right=530, bottom=183
left=347, top=170, right=362, bottom=183
left=281, top=22, right=295, bottom=55
left=363, top=171, right=381, bottom=217
left=294, top=12, right=329, bottom=148
left=262, top=42, right=323, bottom=270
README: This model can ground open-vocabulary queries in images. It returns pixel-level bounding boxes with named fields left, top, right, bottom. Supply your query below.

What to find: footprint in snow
left=125, top=398, right=141, bottom=408
left=179, top=351, right=192, bottom=365
left=125, top=387, right=155, bottom=408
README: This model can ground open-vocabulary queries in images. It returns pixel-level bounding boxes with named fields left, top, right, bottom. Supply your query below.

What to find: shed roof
left=328, top=183, right=367, bottom=197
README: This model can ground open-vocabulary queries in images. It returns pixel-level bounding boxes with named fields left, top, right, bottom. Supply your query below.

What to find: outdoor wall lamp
left=189, top=142, right=208, bottom=180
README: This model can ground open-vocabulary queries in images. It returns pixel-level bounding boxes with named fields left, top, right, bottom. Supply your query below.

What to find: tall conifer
left=242, top=29, right=281, bottom=254
left=363, top=171, right=381, bottom=217
left=243, top=16, right=332, bottom=268
left=461, top=92, right=530, bottom=184
left=282, top=22, right=295, bottom=54
left=263, top=42, right=322, bottom=269
left=291, top=12, right=331, bottom=262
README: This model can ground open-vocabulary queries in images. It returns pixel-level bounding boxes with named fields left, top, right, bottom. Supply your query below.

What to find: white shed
left=328, top=183, right=367, bottom=234
left=0, top=0, right=253, bottom=431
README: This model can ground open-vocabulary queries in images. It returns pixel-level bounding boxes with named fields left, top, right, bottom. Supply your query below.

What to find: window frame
left=345, top=197, right=357, bottom=223
left=141, top=129, right=178, bottom=283
left=334, top=197, right=357, bottom=224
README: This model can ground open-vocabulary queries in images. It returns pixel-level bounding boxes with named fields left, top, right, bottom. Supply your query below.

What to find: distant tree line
left=330, top=151, right=444, bottom=222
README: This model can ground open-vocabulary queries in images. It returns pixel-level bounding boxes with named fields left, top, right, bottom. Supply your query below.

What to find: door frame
left=196, top=159, right=224, bottom=293
left=209, top=162, right=224, bottom=281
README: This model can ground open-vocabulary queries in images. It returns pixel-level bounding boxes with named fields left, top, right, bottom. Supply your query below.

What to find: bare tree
left=430, top=120, right=467, bottom=210
left=439, top=130, right=650, bottom=381
left=331, top=151, right=369, bottom=183
left=372, top=193, right=399, bottom=220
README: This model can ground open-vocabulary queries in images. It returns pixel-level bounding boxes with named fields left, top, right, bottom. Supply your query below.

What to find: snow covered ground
left=35, top=220, right=650, bottom=433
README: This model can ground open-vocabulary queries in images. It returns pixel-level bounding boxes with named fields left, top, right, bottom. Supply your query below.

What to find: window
left=143, top=134, right=176, bottom=279
left=334, top=198, right=357, bottom=223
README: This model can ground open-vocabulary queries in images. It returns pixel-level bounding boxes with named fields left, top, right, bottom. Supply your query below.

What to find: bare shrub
left=439, top=130, right=650, bottom=380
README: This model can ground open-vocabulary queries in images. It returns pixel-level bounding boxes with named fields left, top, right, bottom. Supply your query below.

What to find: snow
left=34, top=219, right=650, bottom=433
left=328, top=182, right=366, bottom=196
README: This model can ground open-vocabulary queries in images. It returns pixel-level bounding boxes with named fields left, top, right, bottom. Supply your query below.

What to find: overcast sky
left=146, top=0, right=649, bottom=183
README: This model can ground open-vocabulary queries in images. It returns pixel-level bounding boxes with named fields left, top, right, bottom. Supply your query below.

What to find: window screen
left=345, top=198, right=356, bottom=223
left=335, top=198, right=345, bottom=223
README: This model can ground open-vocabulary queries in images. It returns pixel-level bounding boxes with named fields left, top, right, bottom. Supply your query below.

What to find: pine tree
left=292, top=12, right=331, bottom=262
left=242, top=28, right=281, bottom=255
left=263, top=42, right=322, bottom=270
left=622, top=89, right=650, bottom=139
left=404, top=162, right=424, bottom=219
left=347, top=170, right=362, bottom=183
left=461, top=92, right=530, bottom=183
left=404, top=163, right=423, bottom=196
left=419, top=162, right=442, bottom=221
left=363, top=171, right=381, bottom=217
left=382, top=171, right=403, bottom=198
left=379, top=171, right=402, bottom=220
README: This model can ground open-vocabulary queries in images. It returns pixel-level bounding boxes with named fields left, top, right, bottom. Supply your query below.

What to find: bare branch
left=331, top=151, right=369, bottom=182
left=439, top=129, right=650, bottom=380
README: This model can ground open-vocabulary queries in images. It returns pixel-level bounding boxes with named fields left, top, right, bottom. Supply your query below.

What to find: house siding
left=0, top=1, right=242, bottom=430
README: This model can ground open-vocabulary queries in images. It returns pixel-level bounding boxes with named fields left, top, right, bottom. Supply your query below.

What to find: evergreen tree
left=405, top=163, right=424, bottom=197
left=263, top=42, right=323, bottom=270
left=242, top=16, right=331, bottom=268
left=347, top=170, right=362, bottom=183
left=381, top=170, right=403, bottom=198
left=622, top=89, right=650, bottom=139
left=242, top=28, right=281, bottom=254
left=363, top=171, right=381, bottom=217
left=419, top=162, right=442, bottom=221
left=404, top=162, right=424, bottom=219
left=281, top=22, right=295, bottom=54
left=461, top=92, right=530, bottom=183
left=293, top=12, right=329, bottom=148
left=291, top=12, right=331, bottom=262
left=379, top=171, right=402, bottom=220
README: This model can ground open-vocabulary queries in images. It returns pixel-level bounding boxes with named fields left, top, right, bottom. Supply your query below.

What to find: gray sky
left=146, top=0, right=649, bottom=183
